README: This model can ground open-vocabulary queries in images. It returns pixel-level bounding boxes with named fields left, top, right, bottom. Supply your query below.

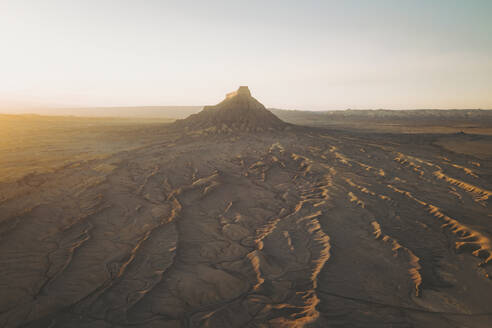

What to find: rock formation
left=174, top=86, right=287, bottom=133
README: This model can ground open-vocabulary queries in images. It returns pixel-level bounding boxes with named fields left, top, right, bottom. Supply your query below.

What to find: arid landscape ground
left=1, top=89, right=492, bottom=327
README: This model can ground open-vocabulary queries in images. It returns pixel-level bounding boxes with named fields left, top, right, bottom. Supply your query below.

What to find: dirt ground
left=1, top=115, right=492, bottom=327
left=0, top=115, right=172, bottom=183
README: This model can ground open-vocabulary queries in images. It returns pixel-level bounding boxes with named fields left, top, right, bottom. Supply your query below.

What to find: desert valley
left=1, top=87, right=491, bottom=327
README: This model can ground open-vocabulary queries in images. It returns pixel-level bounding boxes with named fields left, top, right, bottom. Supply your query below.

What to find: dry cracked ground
left=1, top=127, right=492, bottom=327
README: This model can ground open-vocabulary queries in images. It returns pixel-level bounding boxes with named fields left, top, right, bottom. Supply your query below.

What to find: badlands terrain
left=1, top=87, right=492, bottom=327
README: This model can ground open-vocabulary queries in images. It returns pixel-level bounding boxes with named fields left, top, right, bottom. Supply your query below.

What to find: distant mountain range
left=271, top=108, right=492, bottom=125
left=1, top=106, right=491, bottom=122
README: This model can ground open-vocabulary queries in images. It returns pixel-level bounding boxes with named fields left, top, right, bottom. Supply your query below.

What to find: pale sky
left=1, top=0, right=491, bottom=110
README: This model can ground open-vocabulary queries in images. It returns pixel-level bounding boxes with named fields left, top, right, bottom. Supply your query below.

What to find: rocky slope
left=173, top=86, right=287, bottom=133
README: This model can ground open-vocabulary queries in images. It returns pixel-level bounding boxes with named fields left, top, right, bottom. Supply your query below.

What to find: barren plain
left=1, top=93, right=492, bottom=327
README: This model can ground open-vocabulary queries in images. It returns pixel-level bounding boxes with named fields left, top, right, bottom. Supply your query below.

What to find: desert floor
left=1, top=115, right=492, bottom=327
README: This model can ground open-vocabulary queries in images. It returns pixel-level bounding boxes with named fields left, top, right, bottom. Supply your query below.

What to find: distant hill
left=271, top=108, right=492, bottom=125
left=0, top=106, right=203, bottom=119
left=3, top=106, right=491, bottom=126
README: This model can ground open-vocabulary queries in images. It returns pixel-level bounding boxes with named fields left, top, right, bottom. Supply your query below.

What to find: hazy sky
left=1, top=0, right=491, bottom=110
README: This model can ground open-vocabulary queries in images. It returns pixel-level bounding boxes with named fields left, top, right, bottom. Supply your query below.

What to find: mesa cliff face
left=174, top=86, right=287, bottom=133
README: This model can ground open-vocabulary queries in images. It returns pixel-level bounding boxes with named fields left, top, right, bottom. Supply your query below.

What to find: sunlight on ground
left=0, top=114, right=172, bottom=182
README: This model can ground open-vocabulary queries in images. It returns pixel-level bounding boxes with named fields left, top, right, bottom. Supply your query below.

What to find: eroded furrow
left=387, top=184, right=492, bottom=270
left=433, top=170, right=491, bottom=204
left=370, top=221, right=423, bottom=296
left=2, top=130, right=492, bottom=328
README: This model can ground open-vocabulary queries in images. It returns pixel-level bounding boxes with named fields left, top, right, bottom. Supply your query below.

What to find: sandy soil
left=0, top=115, right=171, bottom=183
left=1, top=120, right=492, bottom=327
left=434, top=135, right=492, bottom=160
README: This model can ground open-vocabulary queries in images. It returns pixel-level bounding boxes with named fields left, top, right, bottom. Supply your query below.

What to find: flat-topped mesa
left=174, top=86, right=287, bottom=134
left=226, top=86, right=251, bottom=99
